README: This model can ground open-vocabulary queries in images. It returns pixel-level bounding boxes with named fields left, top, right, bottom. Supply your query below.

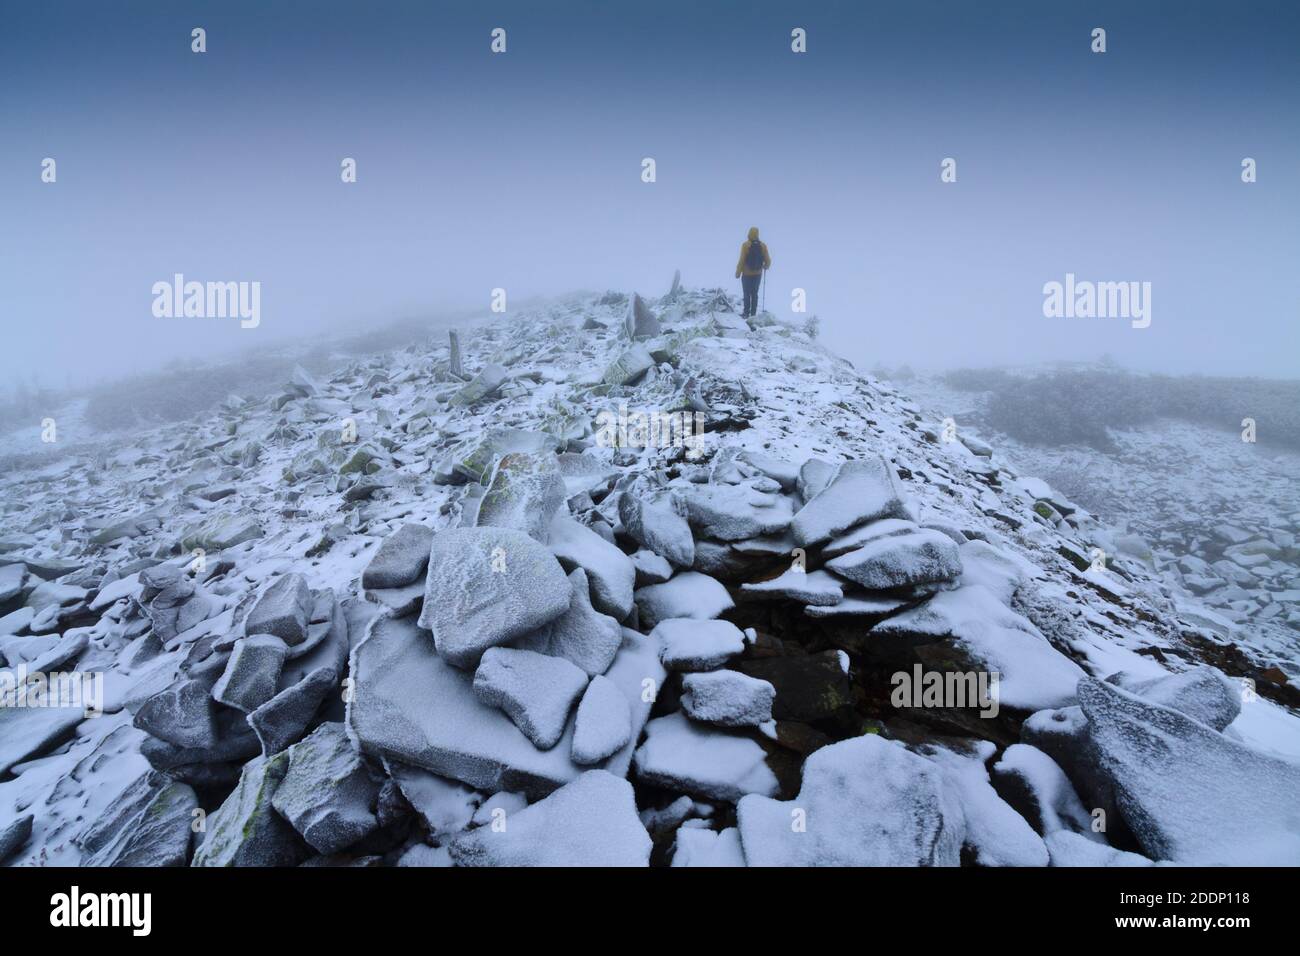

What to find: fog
left=2, top=0, right=1298, bottom=396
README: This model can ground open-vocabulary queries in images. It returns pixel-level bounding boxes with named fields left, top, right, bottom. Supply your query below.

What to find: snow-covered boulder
left=571, top=675, right=632, bottom=765
left=654, top=618, right=747, bottom=671
left=635, top=571, right=733, bottom=630
left=825, top=528, right=963, bottom=589
left=473, top=647, right=589, bottom=750
left=448, top=770, right=651, bottom=866
left=680, top=670, right=775, bottom=727
left=737, top=734, right=965, bottom=866
left=549, top=516, right=635, bottom=620
left=417, top=527, right=571, bottom=668
left=1077, top=677, right=1300, bottom=865
left=791, top=456, right=909, bottom=547
left=633, top=712, right=779, bottom=802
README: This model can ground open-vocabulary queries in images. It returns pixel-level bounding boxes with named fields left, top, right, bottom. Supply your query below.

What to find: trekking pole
left=761, top=268, right=766, bottom=314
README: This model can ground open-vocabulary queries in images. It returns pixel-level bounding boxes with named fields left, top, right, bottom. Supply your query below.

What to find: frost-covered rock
left=134, top=677, right=218, bottom=750
left=1104, top=665, right=1240, bottom=732
left=521, top=568, right=623, bottom=676
left=1077, top=677, right=1300, bottom=865
left=384, top=761, right=479, bottom=836
left=654, top=618, right=747, bottom=671
left=680, top=482, right=794, bottom=542
left=634, top=712, right=779, bottom=802
left=825, top=528, right=962, bottom=590
left=623, top=293, right=661, bottom=340
left=791, top=456, right=909, bottom=547
left=740, top=568, right=844, bottom=606
left=84, top=778, right=199, bottom=867
left=348, top=614, right=661, bottom=798
left=247, top=666, right=338, bottom=756
left=449, top=770, right=651, bottom=866
left=473, top=647, right=589, bottom=750
left=922, top=742, right=1048, bottom=867
left=991, top=743, right=1102, bottom=840
left=680, top=670, right=775, bottom=727
left=477, top=452, right=566, bottom=542
left=872, top=585, right=1084, bottom=712
left=671, top=826, right=746, bottom=867
left=271, top=723, right=380, bottom=855
left=0, top=814, right=33, bottom=864
left=635, top=571, right=733, bottom=630
left=549, top=516, right=635, bottom=619
left=417, top=527, right=571, bottom=668
left=451, top=362, right=507, bottom=405
left=212, top=634, right=288, bottom=713
left=737, top=734, right=964, bottom=866
left=193, top=752, right=307, bottom=866
left=244, top=573, right=312, bottom=646
left=619, top=492, right=695, bottom=569
left=361, top=523, right=434, bottom=590
left=603, top=343, right=655, bottom=386
left=571, top=675, right=632, bottom=765
left=1045, top=830, right=1153, bottom=867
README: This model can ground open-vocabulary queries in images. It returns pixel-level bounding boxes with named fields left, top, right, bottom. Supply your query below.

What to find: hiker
left=735, top=227, right=771, bottom=318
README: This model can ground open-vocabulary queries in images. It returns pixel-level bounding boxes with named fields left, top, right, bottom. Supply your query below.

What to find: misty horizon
left=3, top=0, right=1298, bottom=392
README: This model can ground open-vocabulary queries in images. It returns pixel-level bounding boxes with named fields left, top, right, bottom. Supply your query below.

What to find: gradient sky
left=2, top=0, right=1297, bottom=390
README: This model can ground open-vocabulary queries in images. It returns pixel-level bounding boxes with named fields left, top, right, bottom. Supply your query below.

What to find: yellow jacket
left=736, top=228, right=771, bottom=277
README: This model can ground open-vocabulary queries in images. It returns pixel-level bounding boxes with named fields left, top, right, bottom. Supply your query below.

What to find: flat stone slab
left=633, top=712, right=779, bottom=803
left=634, top=571, right=733, bottom=631
left=549, top=516, right=635, bottom=620
left=681, top=670, right=775, bottom=727
left=473, top=647, right=589, bottom=750
left=618, top=493, right=695, bottom=569
left=654, top=618, right=747, bottom=671
left=571, top=674, right=632, bottom=765
left=825, top=528, right=962, bottom=590
left=1078, top=677, right=1300, bottom=865
left=417, top=527, right=571, bottom=668
left=740, top=568, right=844, bottom=606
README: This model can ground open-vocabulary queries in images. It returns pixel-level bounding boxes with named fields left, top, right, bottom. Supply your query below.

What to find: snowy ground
left=2, top=285, right=1298, bottom=867
left=903, top=373, right=1300, bottom=674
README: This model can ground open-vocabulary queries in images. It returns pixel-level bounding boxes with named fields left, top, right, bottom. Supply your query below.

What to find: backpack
left=744, top=239, right=764, bottom=271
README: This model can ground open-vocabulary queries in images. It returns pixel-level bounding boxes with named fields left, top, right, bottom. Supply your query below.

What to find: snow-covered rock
left=473, top=647, right=589, bottom=750
left=1079, top=677, right=1300, bottom=864
left=571, top=675, right=632, bottom=765
left=654, top=618, right=747, bottom=671
left=270, top=722, right=380, bottom=855
left=448, top=770, right=651, bottom=866
left=634, top=712, right=779, bottom=802
left=680, top=670, right=775, bottom=727
left=737, top=734, right=964, bottom=866
left=825, top=528, right=963, bottom=589
left=635, top=571, right=733, bottom=630
left=417, top=527, right=571, bottom=668
left=791, top=456, right=909, bottom=547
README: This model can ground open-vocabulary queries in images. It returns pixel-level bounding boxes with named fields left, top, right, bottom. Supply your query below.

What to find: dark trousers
left=741, top=273, right=762, bottom=317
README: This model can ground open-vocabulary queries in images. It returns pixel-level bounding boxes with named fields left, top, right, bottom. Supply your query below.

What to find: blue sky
left=1, top=0, right=1297, bottom=387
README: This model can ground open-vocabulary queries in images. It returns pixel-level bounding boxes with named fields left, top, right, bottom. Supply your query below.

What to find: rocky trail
left=2, top=281, right=1298, bottom=867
